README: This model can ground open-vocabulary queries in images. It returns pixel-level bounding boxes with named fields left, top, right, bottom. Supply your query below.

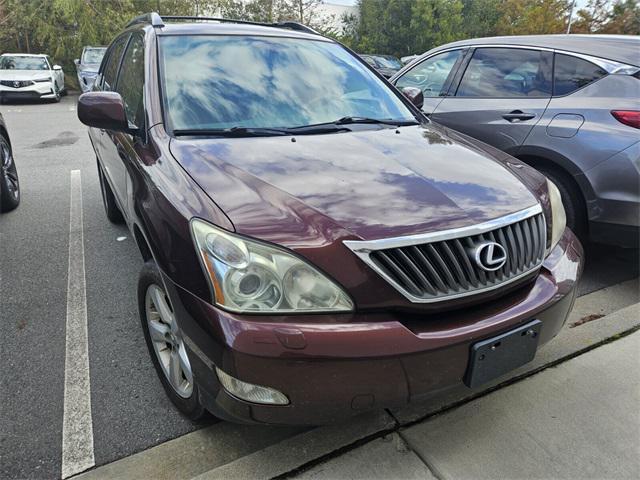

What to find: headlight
left=33, top=77, right=51, bottom=83
left=546, top=178, right=566, bottom=252
left=191, top=218, right=354, bottom=313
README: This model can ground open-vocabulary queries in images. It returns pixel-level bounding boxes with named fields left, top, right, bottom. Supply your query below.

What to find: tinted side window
left=553, top=53, right=607, bottom=96
left=456, top=48, right=552, bottom=98
left=116, top=34, right=145, bottom=128
left=102, top=35, right=129, bottom=91
left=396, top=50, right=462, bottom=98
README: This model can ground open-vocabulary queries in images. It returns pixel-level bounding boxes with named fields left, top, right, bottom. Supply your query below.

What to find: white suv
left=0, top=54, right=65, bottom=103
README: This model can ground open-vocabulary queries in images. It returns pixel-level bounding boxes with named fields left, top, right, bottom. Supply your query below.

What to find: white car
left=0, top=53, right=65, bottom=103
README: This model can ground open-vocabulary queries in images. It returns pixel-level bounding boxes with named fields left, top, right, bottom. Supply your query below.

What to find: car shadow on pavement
left=580, top=242, right=639, bottom=296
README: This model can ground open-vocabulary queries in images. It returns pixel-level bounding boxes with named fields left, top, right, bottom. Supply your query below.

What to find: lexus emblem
left=473, top=241, right=507, bottom=271
left=13, top=81, right=20, bottom=88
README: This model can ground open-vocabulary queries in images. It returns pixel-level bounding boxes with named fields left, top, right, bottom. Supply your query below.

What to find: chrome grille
left=344, top=205, right=546, bottom=303
left=0, top=80, right=34, bottom=88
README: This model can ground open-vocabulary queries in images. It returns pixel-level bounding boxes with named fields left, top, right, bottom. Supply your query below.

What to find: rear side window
left=102, top=35, right=129, bottom=91
left=456, top=48, right=552, bottom=98
left=553, top=53, right=607, bottom=96
left=116, top=34, right=145, bottom=129
left=395, top=49, right=462, bottom=98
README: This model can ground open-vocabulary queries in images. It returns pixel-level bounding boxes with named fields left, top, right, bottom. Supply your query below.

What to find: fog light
left=216, top=367, right=289, bottom=405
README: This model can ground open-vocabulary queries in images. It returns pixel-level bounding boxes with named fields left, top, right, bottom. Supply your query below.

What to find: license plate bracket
left=464, top=319, right=542, bottom=388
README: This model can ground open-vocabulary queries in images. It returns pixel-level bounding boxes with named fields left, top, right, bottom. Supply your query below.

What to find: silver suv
left=391, top=35, right=640, bottom=247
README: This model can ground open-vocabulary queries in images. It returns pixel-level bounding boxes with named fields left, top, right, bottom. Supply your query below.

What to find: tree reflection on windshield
left=159, top=35, right=415, bottom=132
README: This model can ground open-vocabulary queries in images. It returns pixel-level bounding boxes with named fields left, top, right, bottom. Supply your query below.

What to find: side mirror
left=401, top=86, right=424, bottom=110
left=53, top=64, right=63, bottom=71
left=78, top=92, right=131, bottom=132
left=74, top=59, right=80, bottom=66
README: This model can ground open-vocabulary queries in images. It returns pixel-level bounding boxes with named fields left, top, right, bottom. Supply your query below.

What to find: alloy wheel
left=145, top=284, right=193, bottom=398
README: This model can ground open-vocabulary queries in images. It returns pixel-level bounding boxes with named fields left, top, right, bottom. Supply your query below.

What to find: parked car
left=0, top=113, right=20, bottom=212
left=75, top=46, right=107, bottom=93
left=359, top=54, right=403, bottom=77
left=391, top=35, right=640, bottom=247
left=0, top=53, right=65, bottom=103
left=77, top=14, right=582, bottom=425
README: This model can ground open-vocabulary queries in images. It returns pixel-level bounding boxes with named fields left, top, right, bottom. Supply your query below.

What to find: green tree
left=601, top=0, right=640, bottom=33
left=572, top=0, right=611, bottom=33
left=461, top=0, right=503, bottom=38
left=343, top=0, right=464, bottom=57
left=411, top=0, right=465, bottom=54
left=497, top=0, right=573, bottom=35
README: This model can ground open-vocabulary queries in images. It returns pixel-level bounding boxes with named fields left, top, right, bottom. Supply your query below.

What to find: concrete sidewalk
left=295, top=330, right=640, bottom=479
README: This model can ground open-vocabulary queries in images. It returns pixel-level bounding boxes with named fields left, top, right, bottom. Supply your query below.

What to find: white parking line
left=61, top=170, right=95, bottom=478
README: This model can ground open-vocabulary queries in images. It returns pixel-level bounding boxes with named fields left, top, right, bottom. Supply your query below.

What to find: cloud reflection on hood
left=170, top=125, right=538, bottom=247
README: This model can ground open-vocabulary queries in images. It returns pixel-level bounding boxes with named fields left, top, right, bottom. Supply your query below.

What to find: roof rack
left=125, top=12, right=319, bottom=35
left=126, top=12, right=164, bottom=28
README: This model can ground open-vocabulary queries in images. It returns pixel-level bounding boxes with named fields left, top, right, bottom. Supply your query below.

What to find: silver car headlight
left=191, top=218, right=354, bottom=313
left=546, top=178, right=566, bottom=252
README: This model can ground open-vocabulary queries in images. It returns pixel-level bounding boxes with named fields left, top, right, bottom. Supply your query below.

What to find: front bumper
left=0, top=82, right=56, bottom=100
left=163, top=229, right=583, bottom=425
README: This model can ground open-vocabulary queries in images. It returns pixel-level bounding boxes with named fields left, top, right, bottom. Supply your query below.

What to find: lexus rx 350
left=77, top=14, right=583, bottom=425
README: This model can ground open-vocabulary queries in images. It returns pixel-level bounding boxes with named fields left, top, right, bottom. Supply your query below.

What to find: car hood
left=0, top=70, right=51, bottom=80
left=169, top=124, right=541, bottom=248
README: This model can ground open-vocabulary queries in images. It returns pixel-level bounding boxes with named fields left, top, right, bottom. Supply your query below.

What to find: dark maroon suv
left=78, top=13, right=583, bottom=425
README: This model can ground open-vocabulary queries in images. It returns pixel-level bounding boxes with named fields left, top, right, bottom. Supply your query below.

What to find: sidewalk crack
left=397, top=430, right=445, bottom=480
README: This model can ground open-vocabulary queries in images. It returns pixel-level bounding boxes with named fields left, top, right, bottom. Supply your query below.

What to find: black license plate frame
left=464, top=319, right=542, bottom=388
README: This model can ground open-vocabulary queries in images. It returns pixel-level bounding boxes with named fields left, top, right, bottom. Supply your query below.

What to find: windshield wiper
left=173, top=127, right=289, bottom=137
left=287, top=117, right=418, bottom=132
left=173, top=118, right=417, bottom=138
left=333, top=116, right=419, bottom=126
left=285, top=124, right=352, bottom=134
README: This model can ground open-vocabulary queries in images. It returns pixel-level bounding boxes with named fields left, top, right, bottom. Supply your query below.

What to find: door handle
left=502, top=110, right=536, bottom=122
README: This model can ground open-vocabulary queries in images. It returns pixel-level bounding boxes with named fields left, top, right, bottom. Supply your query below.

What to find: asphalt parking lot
left=0, top=95, right=638, bottom=479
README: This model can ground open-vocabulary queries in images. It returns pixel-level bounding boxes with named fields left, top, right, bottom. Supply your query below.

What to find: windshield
left=0, top=56, right=49, bottom=70
left=82, top=48, right=106, bottom=65
left=373, top=56, right=402, bottom=70
left=159, top=35, right=415, bottom=132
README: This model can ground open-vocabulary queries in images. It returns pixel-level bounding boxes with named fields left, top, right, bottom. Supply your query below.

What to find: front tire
left=0, top=134, right=20, bottom=212
left=96, top=160, right=124, bottom=223
left=138, top=260, right=207, bottom=421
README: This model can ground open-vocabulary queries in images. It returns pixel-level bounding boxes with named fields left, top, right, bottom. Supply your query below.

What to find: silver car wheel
left=145, top=284, right=193, bottom=398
